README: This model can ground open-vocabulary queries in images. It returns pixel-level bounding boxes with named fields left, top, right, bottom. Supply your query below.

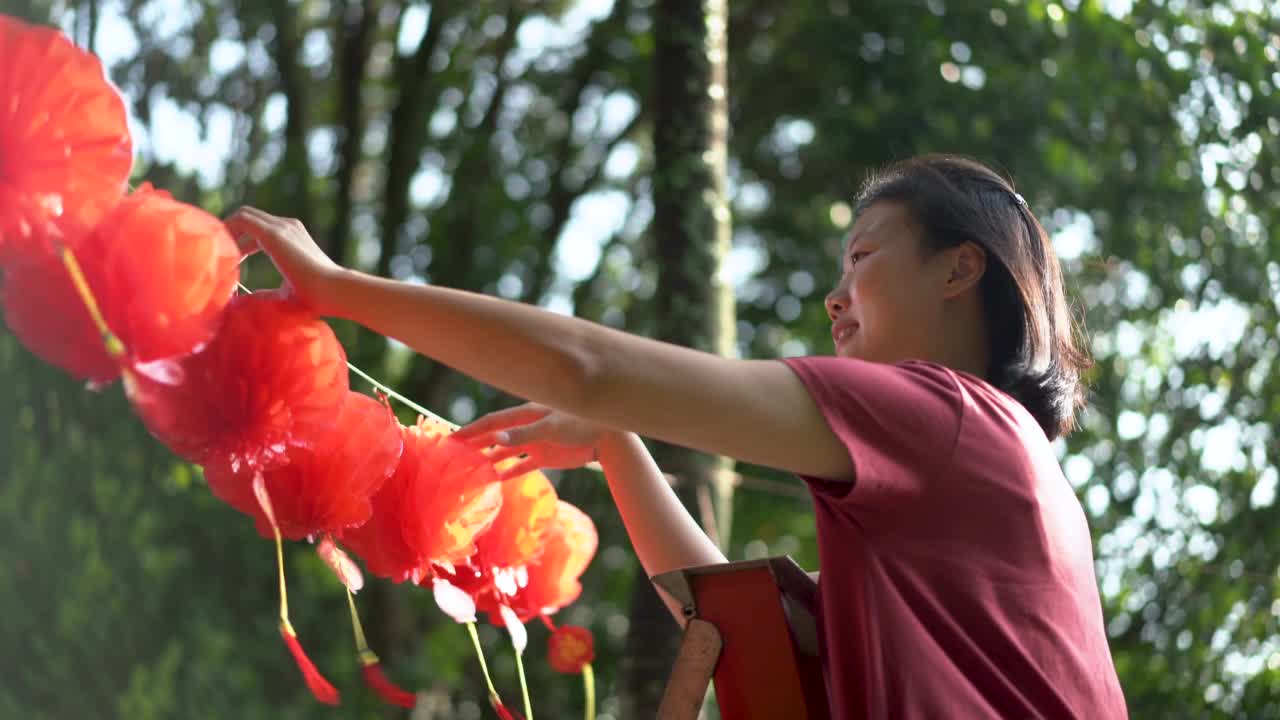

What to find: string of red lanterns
left=0, top=14, right=599, bottom=717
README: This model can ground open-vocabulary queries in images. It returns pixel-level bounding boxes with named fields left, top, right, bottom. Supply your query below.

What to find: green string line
left=346, top=361, right=455, bottom=430
left=514, top=644, right=534, bottom=720
left=345, top=586, right=371, bottom=656
left=583, top=664, right=596, bottom=720
left=465, top=621, right=502, bottom=705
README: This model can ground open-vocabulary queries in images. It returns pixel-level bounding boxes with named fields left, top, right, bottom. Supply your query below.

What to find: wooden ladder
left=652, top=557, right=831, bottom=720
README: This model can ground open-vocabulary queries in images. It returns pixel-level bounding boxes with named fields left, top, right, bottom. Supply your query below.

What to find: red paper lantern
left=80, top=184, right=241, bottom=362
left=125, top=291, right=349, bottom=470
left=475, top=469, right=558, bottom=571
left=2, top=185, right=240, bottom=383
left=342, top=418, right=503, bottom=583
left=547, top=625, right=596, bottom=674
left=401, top=420, right=505, bottom=572
left=204, top=391, right=403, bottom=540
left=336, top=450, right=419, bottom=582
left=508, top=501, right=597, bottom=622
left=1, top=251, right=118, bottom=382
left=0, top=15, right=131, bottom=268
left=453, top=469, right=558, bottom=615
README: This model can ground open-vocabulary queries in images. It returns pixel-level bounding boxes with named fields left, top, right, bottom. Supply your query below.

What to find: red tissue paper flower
left=342, top=418, right=503, bottom=583
left=79, top=184, right=241, bottom=361
left=3, top=185, right=240, bottom=383
left=2, top=248, right=117, bottom=382
left=507, top=500, right=598, bottom=622
left=475, top=468, right=558, bottom=574
left=205, top=391, right=403, bottom=540
left=125, top=290, right=349, bottom=470
left=547, top=624, right=595, bottom=674
left=449, top=468, right=558, bottom=615
left=0, top=15, right=131, bottom=268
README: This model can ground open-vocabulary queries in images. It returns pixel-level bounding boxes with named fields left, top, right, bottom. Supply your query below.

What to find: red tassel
left=280, top=623, right=340, bottom=705
left=491, top=697, right=523, bottom=720
left=360, top=655, right=416, bottom=708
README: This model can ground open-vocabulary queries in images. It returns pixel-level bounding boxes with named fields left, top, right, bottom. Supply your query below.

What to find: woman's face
left=825, top=201, right=954, bottom=363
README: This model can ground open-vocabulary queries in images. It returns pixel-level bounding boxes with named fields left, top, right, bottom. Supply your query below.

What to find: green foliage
left=4, top=0, right=1280, bottom=716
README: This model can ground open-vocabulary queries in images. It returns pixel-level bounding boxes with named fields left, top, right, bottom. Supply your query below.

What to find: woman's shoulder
left=787, top=356, right=969, bottom=419
left=897, top=360, right=1049, bottom=449
left=786, top=356, right=1047, bottom=445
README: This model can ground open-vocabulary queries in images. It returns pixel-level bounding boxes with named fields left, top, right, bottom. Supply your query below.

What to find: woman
left=228, top=155, right=1128, bottom=718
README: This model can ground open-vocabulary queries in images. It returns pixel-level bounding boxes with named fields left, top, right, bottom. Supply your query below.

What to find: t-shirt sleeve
left=781, top=356, right=965, bottom=509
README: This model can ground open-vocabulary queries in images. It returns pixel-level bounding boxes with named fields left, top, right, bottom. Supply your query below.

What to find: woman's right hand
left=223, top=206, right=348, bottom=315
left=453, top=403, right=613, bottom=479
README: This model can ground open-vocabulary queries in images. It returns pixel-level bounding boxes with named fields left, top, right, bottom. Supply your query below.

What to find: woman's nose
left=825, top=290, right=845, bottom=321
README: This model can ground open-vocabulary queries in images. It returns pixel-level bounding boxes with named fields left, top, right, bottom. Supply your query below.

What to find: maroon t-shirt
left=782, top=356, right=1127, bottom=719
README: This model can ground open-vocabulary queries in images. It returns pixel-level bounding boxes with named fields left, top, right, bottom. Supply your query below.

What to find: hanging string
left=582, top=664, right=596, bottom=720
left=346, top=360, right=453, bottom=429
left=57, top=244, right=126, bottom=360
left=346, top=586, right=417, bottom=708
left=514, top=643, right=534, bottom=720
left=346, top=586, right=370, bottom=652
left=253, top=473, right=339, bottom=704
left=465, top=621, right=509, bottom=715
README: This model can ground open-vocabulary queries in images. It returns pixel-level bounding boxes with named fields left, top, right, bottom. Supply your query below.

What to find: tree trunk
left=620, top=0, right=734, bottom=716
left=329, top=0, right=377, bottom=267
left=268, top=0, right=315, bottom=231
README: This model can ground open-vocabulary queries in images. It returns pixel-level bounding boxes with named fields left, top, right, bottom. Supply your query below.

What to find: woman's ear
left=942, top=242, right=986, bottom=299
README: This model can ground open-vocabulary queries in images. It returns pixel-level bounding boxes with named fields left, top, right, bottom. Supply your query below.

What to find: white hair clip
left=1012, top=192, right=1027, bottom=207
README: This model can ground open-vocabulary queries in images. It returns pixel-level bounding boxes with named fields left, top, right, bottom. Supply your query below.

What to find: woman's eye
left=848, top=251, right=868, bottom=267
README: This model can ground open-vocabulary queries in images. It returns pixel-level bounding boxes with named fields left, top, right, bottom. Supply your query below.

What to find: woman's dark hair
left=853, top=154, right=1091, bottom=439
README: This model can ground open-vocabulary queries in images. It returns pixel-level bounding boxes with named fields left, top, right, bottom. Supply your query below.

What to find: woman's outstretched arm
left=227, top=207, right=853, bottom=481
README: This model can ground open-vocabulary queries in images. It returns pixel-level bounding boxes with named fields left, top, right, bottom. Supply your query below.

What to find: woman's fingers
left=497, top=457, right=541, bottom=481
left=224, top=211, right=268, bottom=256
left=498, top=416, right=565, bottom=447
left=485, top=443, right=536, bottom=464
left=225, top=207, right=306, bottom=249
left=225, top=207, right=298, bottom=262
left=454, top=404, right=549, bottom=443
left=226, top=205, right=281, bottom=230
left=236, top=205, right=290, bottom=229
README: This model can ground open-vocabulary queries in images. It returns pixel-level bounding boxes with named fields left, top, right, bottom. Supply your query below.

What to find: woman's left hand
left=454, top=403, right=610, bottom=479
